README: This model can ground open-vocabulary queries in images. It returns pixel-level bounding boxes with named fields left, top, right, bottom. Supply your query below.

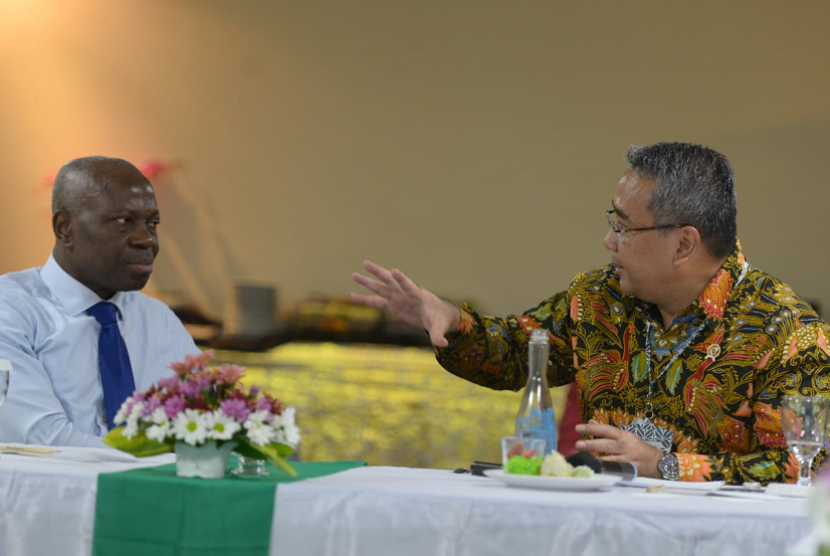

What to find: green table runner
left=92, top=458, right=366, bottom=556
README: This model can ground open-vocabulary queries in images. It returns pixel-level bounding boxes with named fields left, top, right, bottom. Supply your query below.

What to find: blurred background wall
left=1, top=0, right=829, bottom=322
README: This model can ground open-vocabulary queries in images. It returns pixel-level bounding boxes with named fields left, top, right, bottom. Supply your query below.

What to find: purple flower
left=220, top=398, right=251, bottom=422
left=163, top=396, right=185, bottom=419
left=179, top=380, right=202, bottom=397
left=250, top=386, right=259, bottom=396
left=142, top=396, right=161, bottom=416
left=256, top=397, right=272, bottom=411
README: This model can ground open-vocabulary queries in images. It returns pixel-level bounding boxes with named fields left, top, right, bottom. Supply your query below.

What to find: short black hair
left=627, top=142, right=737, bottom=259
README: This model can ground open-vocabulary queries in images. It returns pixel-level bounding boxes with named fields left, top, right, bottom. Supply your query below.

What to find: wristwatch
left=658, top=453, right=679, bottom=481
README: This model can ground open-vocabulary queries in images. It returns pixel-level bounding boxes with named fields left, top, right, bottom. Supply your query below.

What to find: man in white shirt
left=0, top=156, right=201, bottom=447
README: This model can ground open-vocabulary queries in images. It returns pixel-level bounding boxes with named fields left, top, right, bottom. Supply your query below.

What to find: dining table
left=0, top=444, right=818, bottom=556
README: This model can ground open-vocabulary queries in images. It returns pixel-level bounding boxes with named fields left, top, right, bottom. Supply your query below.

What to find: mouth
left=126, top=261, right=154, bottom=275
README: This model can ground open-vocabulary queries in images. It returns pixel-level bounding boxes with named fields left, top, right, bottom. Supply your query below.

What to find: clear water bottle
left=514, top=329, right=557, bottom=454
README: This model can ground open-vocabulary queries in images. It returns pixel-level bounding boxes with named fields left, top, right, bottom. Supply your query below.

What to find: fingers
left=351, top=272, right=392, bottom=298
left=575, top=438, right=624, bottom=455
left=574, top=423, right=628, bottom=455
left=362, top=260, right=397, bottom=288
left=427, top=329, right=449, bottom=348
left=349, top=292, right=388, bottom=309
left=597, top=454, right=630, bottom=463
left=390, top=268, right=421, bottom=297
left=575, top=423, right=620, bottom=438
left=353, top=260, right=451, bottom=348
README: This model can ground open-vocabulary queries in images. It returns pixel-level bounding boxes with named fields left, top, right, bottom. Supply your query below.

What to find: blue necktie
left=88, top=302, right=136, bottom=430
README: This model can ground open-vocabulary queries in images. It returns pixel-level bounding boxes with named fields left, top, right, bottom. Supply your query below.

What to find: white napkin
left=0, top=444, right=139, bottom=463
left=619, top=476, right=725, bottom=491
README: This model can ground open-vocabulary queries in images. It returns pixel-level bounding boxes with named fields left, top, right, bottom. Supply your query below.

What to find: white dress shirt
left=0, top=256, right=201, bottom=447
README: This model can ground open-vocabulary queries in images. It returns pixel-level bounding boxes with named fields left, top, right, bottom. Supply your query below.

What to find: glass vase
left=174, top=441, right=237, bottom=479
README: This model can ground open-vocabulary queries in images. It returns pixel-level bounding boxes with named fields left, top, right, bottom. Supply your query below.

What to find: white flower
left=122, top=419, right=139, bottom=439
left=113, top=399, right=132, bottom=426
left=120, top=401, right=145, bottom=439
left=173, top=409, right=208, bottom=446
left=129, top=401, right=145, bottom=419
left=146, top=420, right=171, bottom=442
left=149, top=407, right=169, bottom=425
left=145, top=408, right=171, bottom=442
left=275, top=422, right=301, bottom=448
left=281, top=406, right=296, bottom=426
left=244, top=410, right=277, bottom=445
left=247, top=409, right=271, bottom=424
left=205, top=410, right=241, bottom=441
left=270, top=407, right=300, bottom=447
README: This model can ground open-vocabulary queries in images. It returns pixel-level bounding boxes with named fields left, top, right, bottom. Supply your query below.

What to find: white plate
left=483, top=469, right=622, bottom=491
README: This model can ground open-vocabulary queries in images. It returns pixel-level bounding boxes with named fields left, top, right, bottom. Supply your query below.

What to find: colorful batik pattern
left=436, top=241, right=830, bottom=484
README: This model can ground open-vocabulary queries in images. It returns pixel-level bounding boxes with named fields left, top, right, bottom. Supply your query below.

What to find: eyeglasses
left=606, top=209, right=688, bottom=240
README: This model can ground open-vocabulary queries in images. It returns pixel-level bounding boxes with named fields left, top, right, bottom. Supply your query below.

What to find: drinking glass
left=231, top=454, right=270, bottom=477
left=501, top=436, right=546, bottom=469
left=781, top=395, right=830, bottom=487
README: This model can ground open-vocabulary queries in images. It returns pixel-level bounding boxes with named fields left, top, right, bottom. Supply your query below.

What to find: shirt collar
left=629, top=239, right=748, bottom=324
left=694, top=239, right=747, bottom=321
left=39, top=255, right=126, bottom=318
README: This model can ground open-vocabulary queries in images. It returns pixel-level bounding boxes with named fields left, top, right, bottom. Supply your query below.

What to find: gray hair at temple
left=627, top=142, right=737, bottom=260
left=51, top=156, right=144, bottom=213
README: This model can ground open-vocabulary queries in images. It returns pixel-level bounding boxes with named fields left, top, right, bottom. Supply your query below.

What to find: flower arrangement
left=104, top=350, right=299, bottom=476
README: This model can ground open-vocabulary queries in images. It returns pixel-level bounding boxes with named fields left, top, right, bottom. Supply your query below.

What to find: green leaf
left=665, top=360, right=683, bottom=394
left=632, top=352, right=648, bottom=382
left=236, top=437, right=297, bottom=477
left=103, top=427, right=172, bottom=457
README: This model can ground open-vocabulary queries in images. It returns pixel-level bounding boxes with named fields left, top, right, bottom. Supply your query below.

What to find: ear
left=52, top=210, right=73, bottom=247
left=673, top=225, right=700, bottom=266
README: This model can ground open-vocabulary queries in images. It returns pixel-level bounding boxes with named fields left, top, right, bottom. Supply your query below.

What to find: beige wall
left=1, top=1, right=829, bottom=322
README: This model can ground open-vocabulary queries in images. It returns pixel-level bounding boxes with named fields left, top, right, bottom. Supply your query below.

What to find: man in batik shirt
left=352, top=142, right=830, bottom=484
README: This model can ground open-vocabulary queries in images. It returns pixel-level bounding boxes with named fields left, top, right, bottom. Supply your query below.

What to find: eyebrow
left=611, top=201, right=630, bottom=221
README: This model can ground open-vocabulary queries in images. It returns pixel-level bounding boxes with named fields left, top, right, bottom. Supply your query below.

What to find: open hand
left=351, top=260, right=460, bottom=348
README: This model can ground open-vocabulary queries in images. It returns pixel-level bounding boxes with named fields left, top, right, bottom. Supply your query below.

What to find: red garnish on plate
left=507, top=443, right=524, bottom=458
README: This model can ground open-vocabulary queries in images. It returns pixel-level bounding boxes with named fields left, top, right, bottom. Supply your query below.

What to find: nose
left=130, top=224, right=157, bottom=249
left=603, top=228, right=618, bottom=252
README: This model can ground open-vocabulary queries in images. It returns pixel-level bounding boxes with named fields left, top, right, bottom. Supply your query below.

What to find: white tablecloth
left=270, top=467, right=812, bottom=556
left=0, top=448, right=174, bottom=556
left=0, top=452, right=815, bottom=556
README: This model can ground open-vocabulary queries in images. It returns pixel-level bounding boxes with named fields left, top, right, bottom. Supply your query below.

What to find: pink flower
left=214, top=364, right=244, bottom=385
left=257, top=397, right=272, bottom=411
left=158, top=375, right=180, bottom=390
left=163, top=396, right=185, bottom=419
left=169, top=350, right=214, bottom=375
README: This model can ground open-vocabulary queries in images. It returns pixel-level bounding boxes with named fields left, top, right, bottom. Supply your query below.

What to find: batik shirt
left=435, top=241, right=830, bottom=484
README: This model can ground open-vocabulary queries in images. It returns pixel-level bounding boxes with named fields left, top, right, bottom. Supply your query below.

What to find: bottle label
left=516, top=407, right=557, bottom=454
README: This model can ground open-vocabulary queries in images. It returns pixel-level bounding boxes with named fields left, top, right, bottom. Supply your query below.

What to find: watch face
left=659, top=455, right=679, bottom=481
